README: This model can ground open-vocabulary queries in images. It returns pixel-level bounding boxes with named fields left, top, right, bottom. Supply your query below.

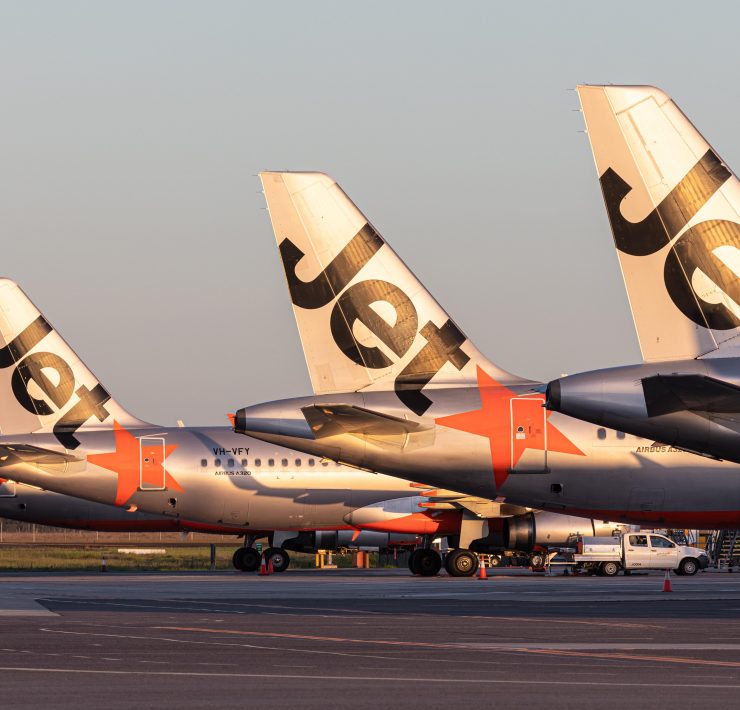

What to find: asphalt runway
left=2, top=569, right=740, bottom=709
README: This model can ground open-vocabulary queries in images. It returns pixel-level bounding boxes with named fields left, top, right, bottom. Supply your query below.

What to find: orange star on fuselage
left=88, top=421, right=182, bottom=506
left=435, top=367, right=584, bottom=489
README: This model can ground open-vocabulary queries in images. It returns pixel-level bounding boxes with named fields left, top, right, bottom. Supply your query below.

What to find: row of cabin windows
left=596, top=428, right=626, bottom=440
left=202, top=458, right=329, bottom=468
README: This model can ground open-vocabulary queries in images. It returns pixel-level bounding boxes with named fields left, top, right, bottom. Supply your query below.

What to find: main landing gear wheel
left=408, top=550, right=419, bottom=573
left=232, top=547, right=261, bottom=572
left=488, top=555, right=503, bottom=568
left=265, top=547, right=290, bottom=573
left=678, top=557, right=699, bottom=576
left=444, top=549, right=479, bottom=577
left=411, top=549, right=442, bottom=577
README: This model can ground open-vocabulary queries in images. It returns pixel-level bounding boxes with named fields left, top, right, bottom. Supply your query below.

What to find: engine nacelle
left=279, top=529, right=418, bottom=553
left=504, top=512, right=637, bottom=552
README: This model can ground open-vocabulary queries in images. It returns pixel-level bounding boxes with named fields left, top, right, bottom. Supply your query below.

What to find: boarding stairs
left=706, top=530, right=740, bottom=570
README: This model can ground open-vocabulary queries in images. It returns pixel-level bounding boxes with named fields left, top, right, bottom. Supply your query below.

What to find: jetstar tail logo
left=435, top=367, right=584, bottom=488
left=88, top=421, right=182, bottom=506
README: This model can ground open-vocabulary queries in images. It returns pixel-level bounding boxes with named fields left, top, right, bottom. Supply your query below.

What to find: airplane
left=0, top=477, right=418, bottom=570
left=0, top=279, right=621, bottom=576
left=546, top=85, right=740, bottom=471
left=230, top=169, right=740, bottom=547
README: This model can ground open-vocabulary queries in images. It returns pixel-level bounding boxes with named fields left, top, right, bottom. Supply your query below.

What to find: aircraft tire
left=444, top=549, right=479, bottom=577
left=232, top=548, right=249, bottom=572
left=488, top=555, right=503, bottom=568
left=411, top=549, right=442, bottom=577
left=238, top=547, right=261, bottom=572
left=408, top=550, right=419, bottom=573
left=679, top=557, right=699, bottom=576
left=265, top=547, right=290, bottom=573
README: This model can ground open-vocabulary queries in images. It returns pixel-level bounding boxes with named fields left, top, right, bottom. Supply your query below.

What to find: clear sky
left=1, top=1, right=738, bottom=424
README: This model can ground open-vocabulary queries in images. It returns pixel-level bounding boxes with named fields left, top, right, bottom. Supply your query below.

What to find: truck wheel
left=412, top=549, right=442, bottom=577
left=679, top=557, right=699, bottom=576
left=600, top=561, right=620, bottom=577
left=530, top=553, right=545, bottom=569
left=488, top=555, right=503, bottom=568
left=444, top=549, right=479, bottom=577
left=265, top=547, right=290, bottom=573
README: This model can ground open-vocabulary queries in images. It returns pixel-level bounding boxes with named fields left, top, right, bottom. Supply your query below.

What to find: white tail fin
left=578, top=84, right=740, bottom=361
left=0, top=279, right=148, bottom=446
left=259, top=172, right=526, bottom=416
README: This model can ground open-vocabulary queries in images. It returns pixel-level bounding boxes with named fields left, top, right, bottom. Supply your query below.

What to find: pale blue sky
left=1, top=1, right=738, bottom=424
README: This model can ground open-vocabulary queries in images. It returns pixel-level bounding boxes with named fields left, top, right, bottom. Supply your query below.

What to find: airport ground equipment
left=572, top=533, right=708, bottom=576
left=706, top=530, right=740, bottom=570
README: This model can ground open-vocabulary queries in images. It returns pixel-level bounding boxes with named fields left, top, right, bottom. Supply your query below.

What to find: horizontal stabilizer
left=642, top=374, right=740, bottom=416
left=0, top=443, right=83, bottom=467
left=302, top=404, right=428, bottom=439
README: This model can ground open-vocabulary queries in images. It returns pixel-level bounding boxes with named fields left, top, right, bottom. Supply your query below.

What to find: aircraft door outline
left=139, top=437, right=166, bottom=491
left=509, top=397, right=548, bottom=472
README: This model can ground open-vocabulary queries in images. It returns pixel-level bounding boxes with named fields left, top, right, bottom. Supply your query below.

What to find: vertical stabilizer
left=260, top=172, right=528, bottom=416
left=578, top=85, right=740, bottom=361
left=0, top=279, right=149, bottom=447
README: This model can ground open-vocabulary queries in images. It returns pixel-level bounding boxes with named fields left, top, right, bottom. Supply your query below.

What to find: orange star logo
left=435, top=367, right=584, bottom=489
left=88, top=421, right=182, bottom=505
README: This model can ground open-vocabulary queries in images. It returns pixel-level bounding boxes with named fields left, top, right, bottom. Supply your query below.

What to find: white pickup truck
left=572, top=533, right=710, bottom=576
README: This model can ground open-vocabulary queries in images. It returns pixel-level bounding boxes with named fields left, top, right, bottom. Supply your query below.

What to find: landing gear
left=444, top=549, right=479, bottom=577
left=232, top=546, right=261, bottom=572
left=488, top=555, right=503, bottom=568
left=265, top=547, right=290, bottom=573
left=410, top=548, right=442, bottom=577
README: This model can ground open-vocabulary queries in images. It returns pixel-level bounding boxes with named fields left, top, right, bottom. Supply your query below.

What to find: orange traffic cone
left=478, top=559, right=488, bottom=580
left=258, top=555, right=268, bottom=576
left=662, top=570, right=672, bottom=592
left=267, top=557, right=275, bottom=575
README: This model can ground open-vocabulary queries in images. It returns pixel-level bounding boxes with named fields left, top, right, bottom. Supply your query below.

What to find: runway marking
left=519, top=648, right=740, bottom=669
left=1, top=666, right=740, bottom=688
left=38, top=626, right=619, bottom=672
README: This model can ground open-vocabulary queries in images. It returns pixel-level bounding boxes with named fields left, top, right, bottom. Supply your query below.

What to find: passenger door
left=624, top=533, right=651, bottom=569
left=649, top=534, right=679, bottom=568
left=510, top=397, right=547, bottom=472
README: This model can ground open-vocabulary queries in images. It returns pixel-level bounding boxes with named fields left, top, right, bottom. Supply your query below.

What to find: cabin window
left=616, top=431, right=626, bottom=440
left=241, top=459, right=248, bottom=466
left=214, top=458, right=222, bottom=467
left=227, top=459, right=234, bottom=468
left=308, top=459, right=315, bottom=467
left=322, top=460, right=329, bottom=467
left=254, top=458, right=261, bottom=466
left=268, top=458, right=275, bottom=467
left=281, top=458, right=288, bottom=467
left=200, top=459, right=207, bottom=467
left=597, top=428, right=607, bottom=440
left=295, top=459, right=301, bottom=466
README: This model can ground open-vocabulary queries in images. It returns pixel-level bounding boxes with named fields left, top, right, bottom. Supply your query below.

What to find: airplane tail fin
left=259, top=172, right=527, bottom=416
left=578, top=84, right=740, bottom=361
left=0, top=279, right=149, bottom=447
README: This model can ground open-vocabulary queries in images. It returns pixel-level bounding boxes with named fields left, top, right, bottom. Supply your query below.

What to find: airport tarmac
left=2, top=568, right=740, bottom=709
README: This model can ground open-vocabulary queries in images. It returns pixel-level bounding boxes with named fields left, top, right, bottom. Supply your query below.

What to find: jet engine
left=504, top=511, right=636, bottom=551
